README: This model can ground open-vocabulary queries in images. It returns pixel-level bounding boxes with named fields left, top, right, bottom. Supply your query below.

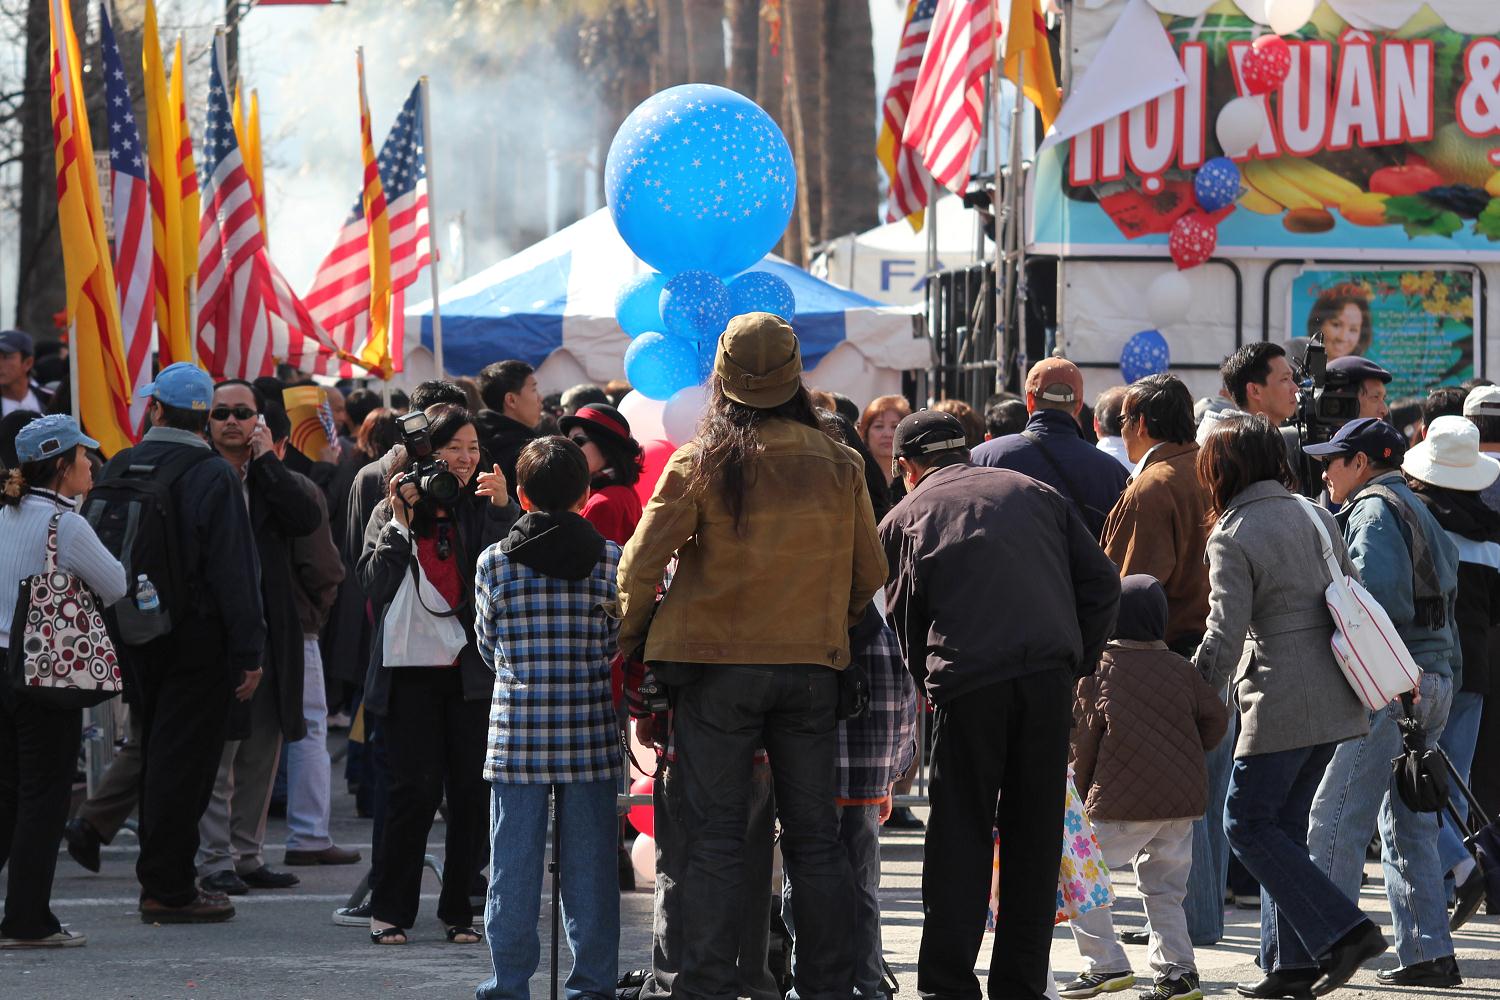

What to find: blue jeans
left=1308, top=672, right=1454, bottom=968
left=1224, top=743, right=1368, bottom=973
left=785, top=803, right=886, bottom=1000
left=1438, top=691, right=1484, bottom=875
left=1185, top=711, right=1234, bottom=945
left=476, top=781, right=619, bottom=1000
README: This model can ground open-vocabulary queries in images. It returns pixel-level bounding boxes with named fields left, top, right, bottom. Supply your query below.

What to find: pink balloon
left=634, top=439, right=678, bottom=507
left=1242, top=35, right=1290, bottom=96
left=629, top=775, right=655, bottom=839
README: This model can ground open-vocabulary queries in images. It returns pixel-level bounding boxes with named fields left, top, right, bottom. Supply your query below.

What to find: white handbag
left=382, top=555, right=468, bottom=668
left=1297, top=497, right=1421, bottom=711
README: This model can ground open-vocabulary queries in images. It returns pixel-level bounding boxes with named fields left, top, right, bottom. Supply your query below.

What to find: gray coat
left=1193, top=480, right=1370, bottom=757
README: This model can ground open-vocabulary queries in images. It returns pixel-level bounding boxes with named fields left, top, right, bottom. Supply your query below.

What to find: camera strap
left=403, top=518, right=471, bottom=620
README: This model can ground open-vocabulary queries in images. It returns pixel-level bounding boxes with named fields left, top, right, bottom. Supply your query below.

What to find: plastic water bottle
left=135, top=574, right=160, bottom=613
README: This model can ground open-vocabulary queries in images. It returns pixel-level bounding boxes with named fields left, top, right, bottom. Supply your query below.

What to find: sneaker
left=1141, top=974, right=1203, bottom=1000
left=0, top=928, right=87, bottom=948
left=333, top=900, right=373, bottom=927
left=1059, top=971, right=1136, bottom=998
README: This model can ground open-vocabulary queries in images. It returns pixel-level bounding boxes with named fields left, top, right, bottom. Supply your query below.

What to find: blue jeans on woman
left=1224, top=742, right=1369, bottom=974
left=1438, top=691, right=1484, bottom=875
left=476, top=780, right=619, bottom=1000
left=1185, top=711, right=1234, bottom=944
left=1308, top=672, right=1454, bottom=969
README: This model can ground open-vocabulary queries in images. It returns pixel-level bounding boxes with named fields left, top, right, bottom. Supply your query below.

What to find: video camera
left=1293, top=335, right=1362, bottom=446
left=396, top=411, right=461, bottom=505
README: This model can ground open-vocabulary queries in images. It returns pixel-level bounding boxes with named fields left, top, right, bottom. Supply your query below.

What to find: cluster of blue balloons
left=606, top=84, right=800, bottom=401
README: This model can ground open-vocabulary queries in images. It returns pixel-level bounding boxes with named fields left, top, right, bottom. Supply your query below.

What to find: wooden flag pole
left=419, top=76, right=445, bottom=379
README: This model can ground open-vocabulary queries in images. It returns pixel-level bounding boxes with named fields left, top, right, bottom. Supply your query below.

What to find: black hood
left=474, top=410, right=536, bottom=448
left=499, top=510, right=606, bottom=581
left=1115, top=574, right=1168, bottom=643
left=1408, top=479, right=1500, bottom=542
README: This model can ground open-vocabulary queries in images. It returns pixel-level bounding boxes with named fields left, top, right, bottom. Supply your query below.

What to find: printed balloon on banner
left=660, top=270, right=731, bottom=344
left=1169, top=213, right=1217, bottom=269
left=1266, top=0, right=1315, bottom=36
left=615, top=273, right=669, bottom=337
left=605, top=84, right=797, bottom=278
left=1215, top=96, right=1267, bottom=158
left=624, top=331, right=703, bottom=401
left=1193, top=157, right=1241, bottom=213
left=728, top=272, right=796, bottom=321
left=1121, top=329, right=1171, bottom=383
left=1241, top=35, right=1291, bottom=96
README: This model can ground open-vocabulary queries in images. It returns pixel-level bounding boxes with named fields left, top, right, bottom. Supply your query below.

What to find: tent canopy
left=812, top=195, right=987, bottom=306
left=405, top=210, right=926, bottom=393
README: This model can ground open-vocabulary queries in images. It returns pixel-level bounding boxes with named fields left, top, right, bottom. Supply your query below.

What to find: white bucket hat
left=1403, top=415, right=1500, bottom=492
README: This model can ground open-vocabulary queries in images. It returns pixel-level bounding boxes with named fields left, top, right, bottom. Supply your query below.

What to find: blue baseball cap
left=14, top=414, right=98, bottom=463
left=0, top=330, right=34, bottom=356
left=1303, top=416, right=1407, bottom=465
left=140, top=362, right=213, bottom=411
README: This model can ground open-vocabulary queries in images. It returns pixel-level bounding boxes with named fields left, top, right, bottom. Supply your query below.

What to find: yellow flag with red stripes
left=355, top=50, right=393, bottom=378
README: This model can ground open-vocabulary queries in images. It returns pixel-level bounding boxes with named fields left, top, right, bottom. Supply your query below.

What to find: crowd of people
left=0, top=314, right=1497, bottom=1000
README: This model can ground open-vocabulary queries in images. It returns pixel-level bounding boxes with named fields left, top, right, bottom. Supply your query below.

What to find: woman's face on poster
left=1322, top=301, right=1364, bottom=359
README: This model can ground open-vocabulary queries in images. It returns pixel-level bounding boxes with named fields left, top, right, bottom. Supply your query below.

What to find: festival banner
left=1031, top=5, right=1500, bottom=260
left=1287, top=268, right=1476, bottom=398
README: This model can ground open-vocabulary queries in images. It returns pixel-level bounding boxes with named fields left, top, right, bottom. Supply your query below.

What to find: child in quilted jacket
left=1059, top=575, right=1229, bottom=1000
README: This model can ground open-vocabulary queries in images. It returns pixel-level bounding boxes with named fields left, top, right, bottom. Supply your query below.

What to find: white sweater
left=0, top=491, right=128, bottom=649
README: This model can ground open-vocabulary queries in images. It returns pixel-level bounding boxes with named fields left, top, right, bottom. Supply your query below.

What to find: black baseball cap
left=893, top=410, right=969, bottom=461
left=1327, top=355, right=1392, bottom=384
left=0, top=330, right=34, bottom=356
left=1303, top=416, right=1407, bottom=464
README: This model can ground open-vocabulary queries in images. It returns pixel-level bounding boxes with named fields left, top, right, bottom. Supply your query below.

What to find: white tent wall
left=813, top=196, right=990, bottom=306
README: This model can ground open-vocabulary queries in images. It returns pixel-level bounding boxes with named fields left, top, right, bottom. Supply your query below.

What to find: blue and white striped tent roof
left=404, top=210, right=926, bottom=392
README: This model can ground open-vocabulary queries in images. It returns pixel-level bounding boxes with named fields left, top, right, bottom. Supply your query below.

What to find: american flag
left=878, top=0, right=938, bottom=227
left=99, top=3, right=151, bottom=434
left=304, top=82, right=430, bottom=378
left=901, top=0, right=997, bottom=196
left=196, top=33, right=338, bottom=379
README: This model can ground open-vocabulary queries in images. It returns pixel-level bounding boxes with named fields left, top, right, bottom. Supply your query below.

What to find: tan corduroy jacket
left=614, top=419, right=887, bottom=669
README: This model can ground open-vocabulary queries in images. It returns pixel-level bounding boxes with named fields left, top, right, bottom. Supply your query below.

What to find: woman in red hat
left=559, top=403, right=645, bottom=544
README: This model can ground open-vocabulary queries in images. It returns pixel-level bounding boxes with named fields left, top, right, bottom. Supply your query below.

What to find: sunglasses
left=567, top=433, right=592, bottom=447
left=210, top=405, right=257, bottom=422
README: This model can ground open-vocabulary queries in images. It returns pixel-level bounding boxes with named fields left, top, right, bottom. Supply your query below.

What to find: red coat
left=582, top=484, right=642, bottom=545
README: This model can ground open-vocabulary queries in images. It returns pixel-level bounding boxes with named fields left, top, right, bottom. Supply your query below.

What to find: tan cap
left=1025, top=356, right=1083, bottom=406
left=714, top=312, right=803, bottom=409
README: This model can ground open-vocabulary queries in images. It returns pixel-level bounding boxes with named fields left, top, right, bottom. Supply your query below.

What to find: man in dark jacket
left=971, top=357, right=1128, bottom=538
left=104, top=363, right=265, bottom=923
left=473, top=360, right=542, bottom=502
left=196, top=382, right=322, bottom=896
left=879, top=411, right=1121, bottom=1000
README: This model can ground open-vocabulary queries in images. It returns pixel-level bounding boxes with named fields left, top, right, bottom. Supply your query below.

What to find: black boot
left=1234, top=969, right=1318, bottom=999
left=1311, top=921, right=1387, bottom=996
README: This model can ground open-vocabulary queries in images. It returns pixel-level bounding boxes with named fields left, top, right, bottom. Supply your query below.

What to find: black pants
left=0, top=684, right=81, bottom=940
left=370, top=668, right=488, bottom=929
left=919, top=670, right=1072, bottom=1000
left=669, top=664, right=852, bottom=1000
left=133, top=655, right=235, bottom=906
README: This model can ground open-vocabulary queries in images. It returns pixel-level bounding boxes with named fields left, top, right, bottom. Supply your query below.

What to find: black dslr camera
left=1294, top=335, right=1361, bottom=446
left=396, top=411, right=461, bottom=504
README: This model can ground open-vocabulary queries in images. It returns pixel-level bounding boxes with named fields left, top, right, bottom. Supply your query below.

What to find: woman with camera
left=559, top=403, right=645, bottom=544
left=357, top=404, right=515, bottom=946
left=0, top=415, right=126, bottom=948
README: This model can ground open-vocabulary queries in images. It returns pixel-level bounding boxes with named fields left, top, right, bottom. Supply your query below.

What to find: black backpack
left=80, top=446, right=213, bottom=646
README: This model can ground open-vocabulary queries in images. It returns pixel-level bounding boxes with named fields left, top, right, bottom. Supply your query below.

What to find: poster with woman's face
left=1288, top=269, right=1477, bottom=400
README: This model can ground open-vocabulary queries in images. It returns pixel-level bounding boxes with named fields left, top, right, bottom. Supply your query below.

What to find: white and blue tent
left=402, top=209, right=928, bottom=403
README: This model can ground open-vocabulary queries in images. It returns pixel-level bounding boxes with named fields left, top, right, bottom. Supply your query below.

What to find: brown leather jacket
left=1100, top=441, right=1211, bottom=645
left=1071, top=640, right=1229, bottom=822
left=615, top=419, right=886, bottom=669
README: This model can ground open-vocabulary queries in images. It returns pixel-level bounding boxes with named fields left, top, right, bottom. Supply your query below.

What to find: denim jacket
left=1338, top=472, right=1460, bottom=679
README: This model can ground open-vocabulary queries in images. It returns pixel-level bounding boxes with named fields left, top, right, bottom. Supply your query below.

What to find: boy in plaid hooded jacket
left=474, top=437, right=622, bottom=1000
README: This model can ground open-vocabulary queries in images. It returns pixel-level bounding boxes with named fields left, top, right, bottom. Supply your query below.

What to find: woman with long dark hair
left=357, top=404, right=514, bottom=946
left=559, top=403, right=644, bottom=544
left=0, top=416, right=126, bottom=948
left=1193, top=414, right=1386, bottom=998
left=616, top=313, right=887, bottom=1000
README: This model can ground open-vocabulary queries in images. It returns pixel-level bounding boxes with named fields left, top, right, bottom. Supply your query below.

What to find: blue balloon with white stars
left=605, top=84, right=797, bottom=278
left=1121, top=329, right=1171, bottom=383
left=1194, top=157, right=1241, bottom=213
left=615, top=273, right=669, bottom=338
left=660, top=270, right=732, bottom=344
left=624, top=331, right=703, bottom=401
left=728, top=272, right=796, bottom=322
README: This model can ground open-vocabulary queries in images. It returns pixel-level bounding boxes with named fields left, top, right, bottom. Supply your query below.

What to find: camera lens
left=422, top=468, right=461, bottom=504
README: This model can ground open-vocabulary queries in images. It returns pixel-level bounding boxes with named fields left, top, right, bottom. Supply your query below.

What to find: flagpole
left=1009, top=45, right=1027, bottom=366
left=68, top=321, right=80, bottom=422
left=1055, top=0, right=1071, bottom=359
left=419, top=76, right=445, bottom=380
left=991, top=4, right=1004, bottom=394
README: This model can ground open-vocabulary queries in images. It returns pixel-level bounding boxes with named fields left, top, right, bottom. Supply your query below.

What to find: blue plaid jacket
left=838, top=614, right=920, bottom=801
left=476, top=539, right=623, bottom=784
